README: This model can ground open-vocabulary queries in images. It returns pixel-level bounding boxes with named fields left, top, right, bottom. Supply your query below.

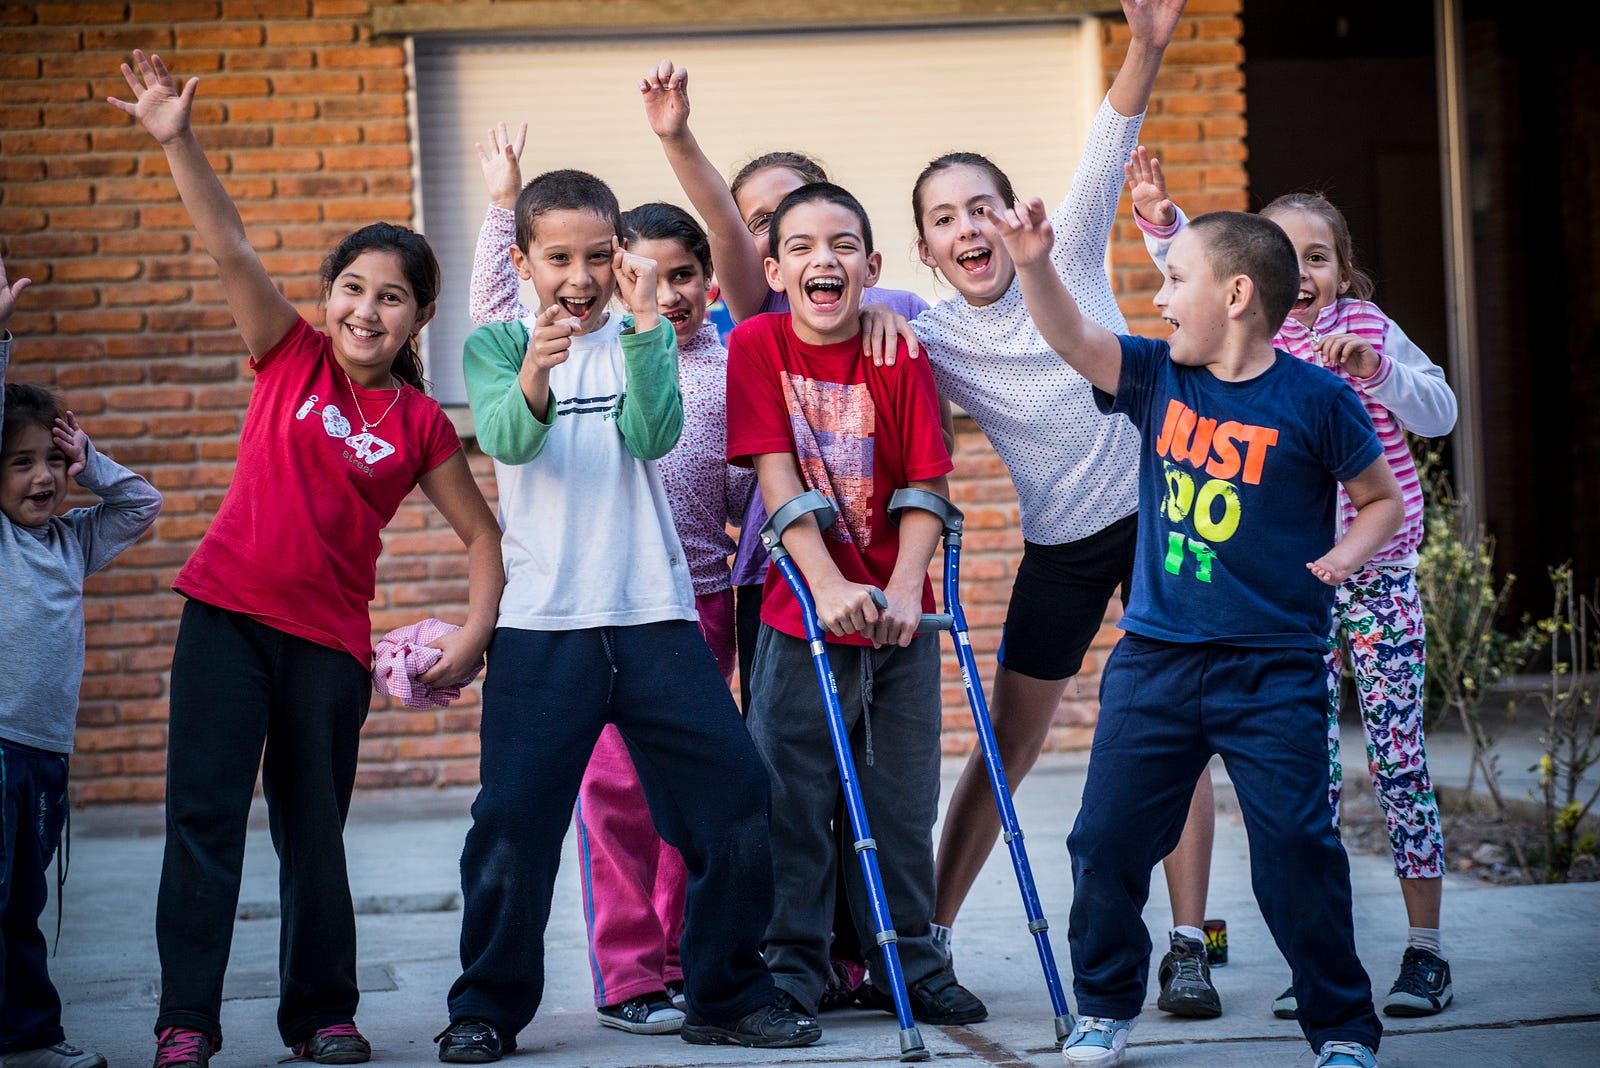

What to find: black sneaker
left=856, top=967, right=988, bottom=1025
left=153, top=1028, right=219, bottom=1068
left=1382, top=946, right=1453, bottom=1017
left=1156, top=932, right=1222, bottom=1018
left=666, top=979, right=687, bottom=1010
left=680, top=999, right=822, bottom=1048
left=1271, top=985, right=1298, bottom=1019
left=434, top=1019, right=512, bottom=1064
left=293, top=1023, right=371, bottom=1064
left=595, top=991, right=685, bottom=1034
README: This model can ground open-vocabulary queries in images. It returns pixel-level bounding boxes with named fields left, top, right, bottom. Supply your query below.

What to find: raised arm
left=641, top=60, right=769, bottom=323
left=107, top=50, right=296, bottom=358
left=986, top=199, right=1124, bottom=394
left=1107, top=0, right=1187, bottom=118
left=469, top=121, right=532, bottom=325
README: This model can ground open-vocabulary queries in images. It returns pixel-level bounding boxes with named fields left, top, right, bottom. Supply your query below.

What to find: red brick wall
left=0, top=0, right=1245, bottom=804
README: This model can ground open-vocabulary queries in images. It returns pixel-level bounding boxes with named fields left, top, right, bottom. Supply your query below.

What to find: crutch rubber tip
left=898, top=1028, right=929, bottom=1061
left=1053, top=1013, right=1077, bottom=1043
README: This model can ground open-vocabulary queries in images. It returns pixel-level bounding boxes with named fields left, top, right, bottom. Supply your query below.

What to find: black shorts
left=996, top=511, right=1137, bottom=681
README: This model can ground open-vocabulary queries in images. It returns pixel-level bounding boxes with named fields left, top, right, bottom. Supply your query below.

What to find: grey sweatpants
left=746, top=623, right=945, bottom=1013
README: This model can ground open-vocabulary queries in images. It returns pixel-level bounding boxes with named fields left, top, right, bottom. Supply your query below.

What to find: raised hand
left=107, top=49, right=198, bottom=146
left=640, top=59, right=691, bottom=141
left=611, top=241, right=660, bottom=332
left=1315, top=332, right=1381, bottom=379
left=1126, top=145, right=1176, bottom=227
left=475, top=120, right=527, bottom=211
left=1123, top=0, right=1187, bottom=50
left=981, top=196, right=1056, bottom=271
left=525, top=303, right=580, bottom=373
left=52, top=411, right=88, bottom=479
left=0, top=251, right=31, bottom=330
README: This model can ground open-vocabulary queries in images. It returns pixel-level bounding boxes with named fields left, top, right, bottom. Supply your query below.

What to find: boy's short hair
left=1185, top=211, right=1299, bottom=331
left=2, top=383, right=60, bottom=450
left=514, top=169, right=622, bottom=254
left=767, top=182, right=874, bottom=262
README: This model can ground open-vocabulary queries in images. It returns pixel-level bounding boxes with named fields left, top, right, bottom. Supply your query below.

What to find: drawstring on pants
left=859, top=652, right=876, bottom=767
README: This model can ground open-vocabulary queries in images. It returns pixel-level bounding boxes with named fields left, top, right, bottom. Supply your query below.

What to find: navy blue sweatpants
left=447, top=622, right=776, bottom=1041
left=0, top=739, right=69, bottom=1055
left=1067, top=635, right=1381, bottom=1053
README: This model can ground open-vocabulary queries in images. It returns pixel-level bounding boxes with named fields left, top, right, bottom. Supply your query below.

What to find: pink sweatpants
left=575, top=589, right=737, bottom=1006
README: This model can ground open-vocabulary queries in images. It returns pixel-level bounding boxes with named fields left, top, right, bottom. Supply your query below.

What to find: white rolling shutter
left=414, top=21, right=1099, bottom=405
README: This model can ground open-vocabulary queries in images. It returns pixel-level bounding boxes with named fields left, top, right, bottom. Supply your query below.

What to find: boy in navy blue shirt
left=984, top=201, right=1402, bottom=1068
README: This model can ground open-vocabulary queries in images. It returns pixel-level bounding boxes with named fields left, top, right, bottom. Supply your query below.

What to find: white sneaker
left=1061, top=1015, right=1133, bottom=1066
left=1315, top=1040, right=1379, bottom=1068
left=0, top=1043, right=108, bottom=1068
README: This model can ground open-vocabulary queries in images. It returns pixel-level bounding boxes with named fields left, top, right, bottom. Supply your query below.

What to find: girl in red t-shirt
left=112, top=50, right=503, bottom=1068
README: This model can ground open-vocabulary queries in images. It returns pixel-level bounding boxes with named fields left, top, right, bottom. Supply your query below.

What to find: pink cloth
left=372, top=618, right=483, bottom=709
left=575, top=591, right=736, bottom=1005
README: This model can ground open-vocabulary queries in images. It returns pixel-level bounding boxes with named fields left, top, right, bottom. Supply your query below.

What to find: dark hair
left=1259, top=191, right=1375, bottom=301
left=2, top=383, right=61, bottom=452
left=620, top=201, right=711, bottom=275
left=1185, top=211, right=1300, bottom=331
left=910, top=152, right=1017, bottom=239
left=767, top=182, right=874, bottom=261
left=319, top=222, right=439, bottom=391
left=729, top=151, right=829, bottom=207
left=514, top=169, right=623, bottom=257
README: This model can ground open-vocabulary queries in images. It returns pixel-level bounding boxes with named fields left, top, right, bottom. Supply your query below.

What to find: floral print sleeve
left=470, top=204, right=527, bottom=325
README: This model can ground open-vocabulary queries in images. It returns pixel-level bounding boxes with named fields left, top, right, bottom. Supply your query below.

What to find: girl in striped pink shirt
left=1133, top=156, right=1459, bottom=1021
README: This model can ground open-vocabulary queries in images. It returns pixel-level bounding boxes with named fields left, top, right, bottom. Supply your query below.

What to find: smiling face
left=1268, top=206, right=1349, bottom=328
left=1153, top=228, right=1232, bottom=367
left=627, top=236, right=709, bottom=345
left=0, top=422, right=68, bottom=529
left=323, top=249, right=434, bottom=386
left=764, top=198, right=881, bottom=346
left=915, top=163, right=1015, bottom=307
left=512, top=209, right=617, bottom=336
left=734, top=166, right=808, bottom=265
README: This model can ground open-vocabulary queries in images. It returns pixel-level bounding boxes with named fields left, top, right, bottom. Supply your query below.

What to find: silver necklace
left=343, top=369, right=403, bottom=431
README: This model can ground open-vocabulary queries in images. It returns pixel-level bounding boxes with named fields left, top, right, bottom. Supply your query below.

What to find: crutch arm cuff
left=887, top=487, right=963, bottom=532
left=759, top=490, right=837, bottom=560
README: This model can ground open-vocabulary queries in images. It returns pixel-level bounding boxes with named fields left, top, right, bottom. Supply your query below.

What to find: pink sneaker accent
left=153, top=1028, right=219, bottom=1068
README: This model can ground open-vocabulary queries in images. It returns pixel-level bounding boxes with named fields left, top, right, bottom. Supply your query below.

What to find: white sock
left=931, top=923, right=952, bottom=947
left=1407, top=926, right=1443, bottom=957
left=1172, top=924, right=1205, bottom=944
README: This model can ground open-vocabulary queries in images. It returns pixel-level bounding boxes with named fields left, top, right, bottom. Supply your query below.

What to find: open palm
left=107, top=49, right=197, bottom=146
left=1123, top=0, right=1187, bottom=50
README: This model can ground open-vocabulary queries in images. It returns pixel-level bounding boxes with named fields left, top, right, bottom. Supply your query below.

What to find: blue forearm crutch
left=759, top=490, right=935, bottom=1063
left=888, top=487, right=1076, bottom=1043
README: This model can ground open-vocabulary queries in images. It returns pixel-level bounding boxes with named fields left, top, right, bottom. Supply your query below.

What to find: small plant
left=1527, top=565, right=1600, bottom=883
left=1413, top=446, right=1540, bottom=815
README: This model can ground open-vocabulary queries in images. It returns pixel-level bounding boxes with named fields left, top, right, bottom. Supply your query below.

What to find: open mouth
left=956, top=248, right=992, bottom=274
left=25, top=490, right=54, bottom=507
left=662, top=307, right=692, bottom=326
left=804, top=277, right=845, bottom=309
left=347, top=324, right=382, bottom=342
left=1292, top=292, right=1315, bottom=313
left=560, top=297, right=596, bottom=321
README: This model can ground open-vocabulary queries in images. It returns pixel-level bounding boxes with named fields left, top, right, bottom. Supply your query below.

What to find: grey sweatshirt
left=1, top=334, right=163, bottom=752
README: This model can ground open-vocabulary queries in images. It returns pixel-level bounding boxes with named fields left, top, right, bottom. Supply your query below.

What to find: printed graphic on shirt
left=1153, top=397, right=1279, bottom=584
left=295, top=393, right=396, bottom=472
left=781, top=371, right=875, bottom=547
left=558, top=393, right=621, bottom=421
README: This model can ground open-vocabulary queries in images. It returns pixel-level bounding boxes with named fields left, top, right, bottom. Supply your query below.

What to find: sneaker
left=1381, top=946, right=1452, bottom=1017
left=596, top=992, right=685, bottom=1034
left=153, top=1028, right=220, bottom=1068
left=0, top=1042, right=108, bottom=1068
left=1155, top=932, right=1222, bottom=1018
left=1271, top=985, right=1298, bottom=1019
left=1314, top=1040, right=1379, bottom=1068
left=818, top=958, right=867, bottom=1012
left=292, top=1023, right=371, bottom=1064
left=434, top=1019, right=512, bottom=1064
left=680, top=999, right=822, bottom=1048
left=1060, top=1016, right=1133, bottom=1066
left=855, top=967, right=988, bottom=1025
left=665, top=979, right=687, bottom=1010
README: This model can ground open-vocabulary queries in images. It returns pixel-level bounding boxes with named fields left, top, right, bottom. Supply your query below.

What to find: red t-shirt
left=725, top=313, right=953, bottom=646
left=174, top=317, right=462, bottom=665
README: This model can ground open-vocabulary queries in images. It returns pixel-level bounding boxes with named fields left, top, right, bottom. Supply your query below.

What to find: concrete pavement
left=48, top=711, right=1600, bottom=1067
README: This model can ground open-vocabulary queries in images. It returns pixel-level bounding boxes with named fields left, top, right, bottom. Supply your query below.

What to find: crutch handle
left=866, top=587, right=953, bottom=634
left=759, top=489, right=836, bottom=561
left=887, top=487, right=964, bottom=534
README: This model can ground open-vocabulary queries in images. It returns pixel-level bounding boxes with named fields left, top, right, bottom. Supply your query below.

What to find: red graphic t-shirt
left=725, top=313, right=953, bottom=646
left=174, top=317, right=462, bottom=665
